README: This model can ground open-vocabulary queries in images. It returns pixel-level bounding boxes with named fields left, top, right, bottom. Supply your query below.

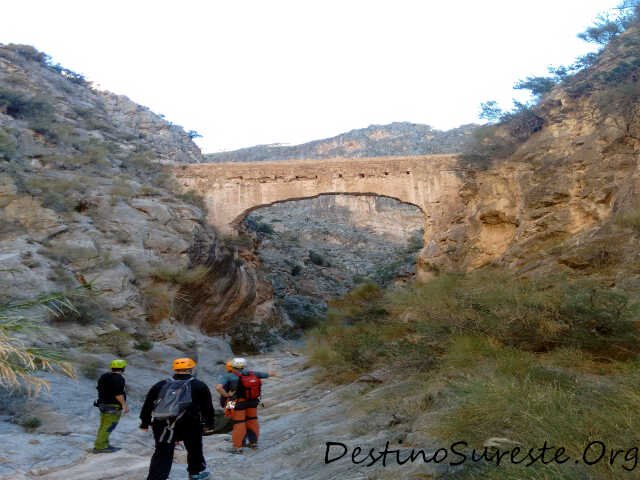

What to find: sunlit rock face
left=244, top=194, right=424, bottom=330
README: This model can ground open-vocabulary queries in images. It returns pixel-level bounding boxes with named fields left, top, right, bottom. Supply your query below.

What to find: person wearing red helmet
left=140, top=358, right=215, bottom=480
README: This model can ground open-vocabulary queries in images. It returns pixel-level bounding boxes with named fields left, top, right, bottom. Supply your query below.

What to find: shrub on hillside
left=133, top=338, right=154, bottom=351
left=309, top=270, right=640, bottom=381
left=150, top=265, right=208, bottom=286
left=431, top=341, right=640, bottom=479
left=0, top=128, right=17, bottom=160
left=23, top=175, right=88, bottom=212
left=0, top=88, right=53, bottom=121
left=0, top=87, right=57, bottom=141
left=176, top=190, right=207, bottom=213
left=615, top=204, right=640, bottom=232
left=84, top=331, right=133, bottom=357
left=79, top=359, right=101, bottom=380
left=9, top=44, right=48, bottom=64
left=141, top=282, right=174, bottom=324
left=245, top=217, right=275, bottom=235
left=308, top=250, right=330, bottom=267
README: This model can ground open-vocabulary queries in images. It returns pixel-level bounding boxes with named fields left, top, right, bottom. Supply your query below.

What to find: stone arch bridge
left=173, top=155, right=519, bottom=271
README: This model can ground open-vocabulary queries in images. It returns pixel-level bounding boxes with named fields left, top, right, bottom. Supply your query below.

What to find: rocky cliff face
left=0, top=44, right=259, bottom=348
left=418, top=24, right=640, bottom=288
left=205, top=122, right=477, bottom=161
left=198, top=25, right=640, bottom=303
left=243, top=195, right=424, bottom=332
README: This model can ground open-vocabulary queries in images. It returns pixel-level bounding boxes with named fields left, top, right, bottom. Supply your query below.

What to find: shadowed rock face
left=243, top=194, right=424, bottom=331
left=174, top=229, right=258, bottom=333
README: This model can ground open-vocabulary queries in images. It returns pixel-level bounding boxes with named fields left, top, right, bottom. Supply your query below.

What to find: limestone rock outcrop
left=0, top=44, right=259, bottom=344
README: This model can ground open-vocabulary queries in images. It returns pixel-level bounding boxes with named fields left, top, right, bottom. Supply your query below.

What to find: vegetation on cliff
left=309, top=4, right=640, bottom=478
left=309, top=270, right=640, bottom=478
left=465, top=1, right=640, bottom=167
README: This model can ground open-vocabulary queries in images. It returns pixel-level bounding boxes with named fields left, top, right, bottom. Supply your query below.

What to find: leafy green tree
left=578, top=1, right=640, bottom=45
left=579, top=14, right=626, bottom=44
left=479, top=101, right=504, bottom=122
left=514, top=76, right=558, bottom=97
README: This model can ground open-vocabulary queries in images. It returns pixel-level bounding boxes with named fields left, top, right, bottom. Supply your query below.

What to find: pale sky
left=2, top=1, right=621, bottom=153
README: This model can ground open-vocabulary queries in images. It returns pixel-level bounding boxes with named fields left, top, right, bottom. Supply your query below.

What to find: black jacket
left=97, top=372, right=126, bottom=405
left=139, top=374, right=215, bottom=429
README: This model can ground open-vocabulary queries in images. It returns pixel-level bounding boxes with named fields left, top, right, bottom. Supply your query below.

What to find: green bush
left=599, top=58, right=640, bottom=84
left=616, top=205, right=640, bottom=232
left=150, top=265, right=208, bottom=286
left=67, top=141, right=111, bottom=168
left=309, top=269, right=640, bottom=478
left=405, top=230, right=423, bottom=253
left=24, top=174, right=83, bottom=211
left=310, top=271, right=640, bottom=382
left=9, top=44, right=48, bottom=63
left=51, top=295, right=108, bottom=325
left=0, top=88, right=39, bottom=118
left=0, top=128, right=17, bottom=160
left=255, top=222, right=274, bottom=234
left=133, top=339, right=154, bottom=351
left=110, top=177, right=138, bottom=199
left=176, top=190, right=207, bottom=213
left=308, top=250, right=330, bottom=266
left=80, top=359, right=101, bottom=380
left=0, top=88, right=57, bottom=140
left=85, top=331, right=133, bottom=357
left=221, top=234, right=254, bottom=250
left=432, top=343, right=640, bottom=480
left=16, top=416, right=42, bottom=431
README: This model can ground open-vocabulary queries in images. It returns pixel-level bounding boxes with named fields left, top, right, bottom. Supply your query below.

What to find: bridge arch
left=173, top=154, right=523, bottom=275
left=173, top=155, right=465, bottom=237
left=230, top=192, right=426, bottom=231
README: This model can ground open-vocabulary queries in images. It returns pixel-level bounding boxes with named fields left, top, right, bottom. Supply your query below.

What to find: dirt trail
left=4, top=348, right=447, bottom=480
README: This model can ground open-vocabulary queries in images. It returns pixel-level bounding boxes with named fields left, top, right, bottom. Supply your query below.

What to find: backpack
left=151, top=378, right=194, bottom=442
left=232, top=371, right=262, bottom=401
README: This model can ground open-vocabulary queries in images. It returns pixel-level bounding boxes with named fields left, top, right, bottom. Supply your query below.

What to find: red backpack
left=233, top=371, right=262, bottom=400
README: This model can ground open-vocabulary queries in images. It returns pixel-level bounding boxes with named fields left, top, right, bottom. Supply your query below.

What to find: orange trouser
left=230, top=402, right=259, bottom=449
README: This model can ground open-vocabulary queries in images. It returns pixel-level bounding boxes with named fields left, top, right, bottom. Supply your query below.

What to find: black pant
left=146, top=420, right=206, bottom=480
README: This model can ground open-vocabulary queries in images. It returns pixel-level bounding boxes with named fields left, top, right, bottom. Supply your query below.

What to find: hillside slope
left=0, top=44, right=263, bottom=348
left=205, top=122, right=477, bottom=161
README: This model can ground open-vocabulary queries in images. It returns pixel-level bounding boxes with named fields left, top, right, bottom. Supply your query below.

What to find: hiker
left=140, top=357, right=215, bottom=480
left=93, top=359, right=129, bottom=453
left=214, top=357, right=276, bottom=454
left=217, top=360, right=233, bottom=409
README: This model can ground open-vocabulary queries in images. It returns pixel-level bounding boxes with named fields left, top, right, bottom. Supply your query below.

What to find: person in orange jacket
left=215, top=357, right=276, bottom=454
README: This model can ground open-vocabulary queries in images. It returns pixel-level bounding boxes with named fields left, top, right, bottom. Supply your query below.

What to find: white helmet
left=230, top=357, right=247, bottom=369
